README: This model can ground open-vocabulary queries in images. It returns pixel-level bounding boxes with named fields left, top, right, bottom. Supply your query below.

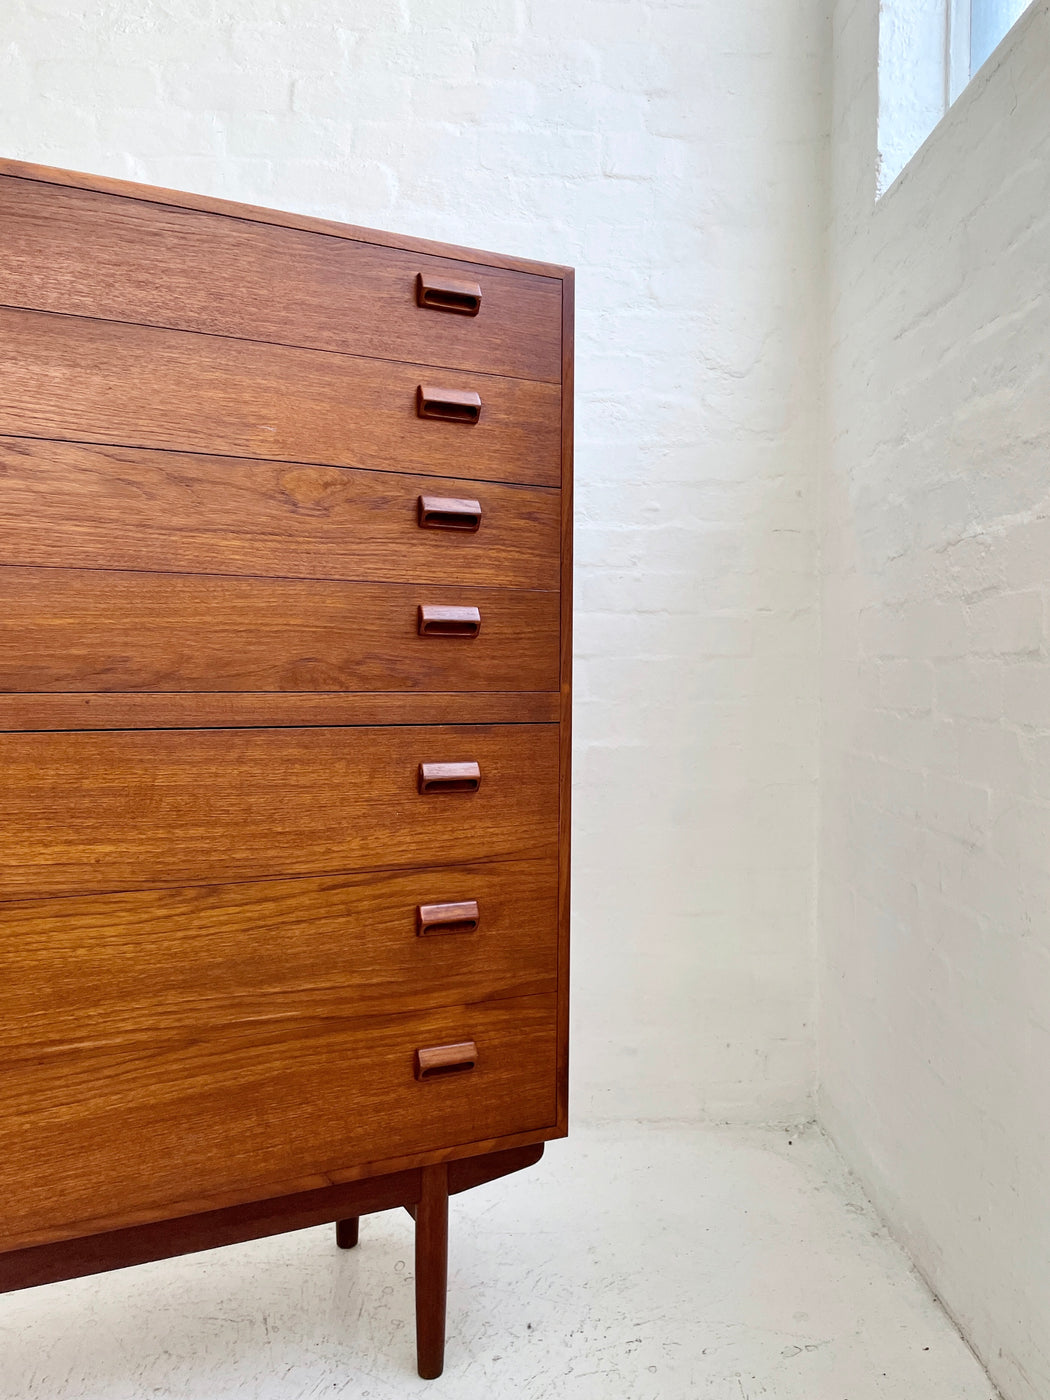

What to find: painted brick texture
left=823, top=4, right=1050, bottom=1397
left=5, top=0, right=1049, bottom=1392
left=0, top=0, right=829, bottom=1123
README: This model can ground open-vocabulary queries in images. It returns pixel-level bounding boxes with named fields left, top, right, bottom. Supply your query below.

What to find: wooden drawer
left=0, top=174, right=563, bottom=383
left=0, top=858, right=558, bottom=1035
left=0, top=158, right=571, bottom=1376
left=0, top=991, right=558, bottom=1251
left=0, top=724, right=559, bottom=898
left=0, top=568, right=560, bottom=693
left=0, top=438, right=561, bottom=590
left=0, top=308, right=562, bottom=488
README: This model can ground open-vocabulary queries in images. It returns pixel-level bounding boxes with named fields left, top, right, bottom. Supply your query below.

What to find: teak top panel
left=0, top=308, right=561, bottom=488
left=0, top=157, right=571, bottom=279
left=0, top=175, right=562, bottom=384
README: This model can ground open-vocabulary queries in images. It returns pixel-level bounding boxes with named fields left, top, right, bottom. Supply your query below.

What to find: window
left=878, top=0, right=1034, bottom=194
left=950, top=0, right=1032, bottom=99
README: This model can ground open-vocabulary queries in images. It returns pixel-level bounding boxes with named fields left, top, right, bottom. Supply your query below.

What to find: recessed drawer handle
left=416, top=272, right=482, bottom=316
left=418, top=604, right=481, bottom=639
left=418, top=761, right=481, bottom=794
left=415, top=1041, right=478, bottom=1079
left=417, top=385, right=482, bottom=424
left=417, top=900, right=480, bottom=936
left=418, top=495, right=482, bottom=532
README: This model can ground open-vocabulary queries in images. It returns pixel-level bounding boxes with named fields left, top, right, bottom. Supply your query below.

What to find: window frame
left=878, top=0, right=1035, bottom=197
left=947, top=0, right=972, bottom=104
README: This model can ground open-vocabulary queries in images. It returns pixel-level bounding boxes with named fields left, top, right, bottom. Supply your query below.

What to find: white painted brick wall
left=823, top=3, right=1050, bottom=1396
left=0, top=0, right=829, bottom=1124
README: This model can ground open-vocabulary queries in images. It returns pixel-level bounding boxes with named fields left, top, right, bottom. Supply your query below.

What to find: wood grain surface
left=557, top=270, right=575, bottom=1134
left=415, top=1162, right=450, bottom=1376
left=0, top=437, right=560, bottom=589
left=0, top=160, right=573, bottom=1306
left=0, top=568, right=559, bottom=693
left=0, top=1167, right=425, bottom=1283
left=0, top=1145, right=545, bottom=1289
left=0, top=157, right=571, bottom=282
left=0, top=175, right=561, bottom=383
left=0, top=858, right=558, bottom=1042
left=0, top=991, right=557, bottom=1253
left=0, top=308, right=562, bottom=487
left=0, top=690, right=560, bottom=732
left=0, top=724, right=559, bottom=897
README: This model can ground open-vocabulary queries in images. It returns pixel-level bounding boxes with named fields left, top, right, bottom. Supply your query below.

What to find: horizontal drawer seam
left=0, top=561, right=560, bottom=592
left=9, top=983, right=562, bottom=1057
left=1, top=691, right=562, bottom=699
left=0, top=849, right=561, bottom=907
left=0, top=299, right=564, bottom=387
left=0, top=434, right=561, bottom=497
left=0, top=430, right=563, bottom=493
left=0, top=718, right=562, bottom=733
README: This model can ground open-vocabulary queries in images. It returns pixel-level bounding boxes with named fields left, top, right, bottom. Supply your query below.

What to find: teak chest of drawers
left=0, top=157, right=572, bottom=1380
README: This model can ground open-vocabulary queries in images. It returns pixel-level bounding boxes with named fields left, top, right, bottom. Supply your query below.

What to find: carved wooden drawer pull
left=415, top=1041, right=478, bottom=1080
left=418, top=495, right=482, bottom=531
left=417, top=385, right=482, bottom=424
left=417, top=900, right=480, bottom=937
left=418, top=605, right=481, bottom=638
left=416, top=272, right=482, bottom=316
left=418, top=761, right=481, bottom=794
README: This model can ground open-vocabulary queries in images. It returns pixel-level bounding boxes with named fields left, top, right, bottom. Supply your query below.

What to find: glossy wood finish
left=0, top=992, right=557, bottom=1252
left=415, top=1164, right=450, bottom=1378
left=0, top=1144, right=544, bottom=1293
left=415, top=1042, right=479, bottom=1080
left=0, top=157, right=568, bottom=277
left=0, top=174, right=561, bottom=381
left=0, top=157, right=572, bottom=1380
left=418, top=759, right=484, bottom=794
left=417, top=384, right=483, bottom=423
left=0, top=724, right=559, bottom=898
left=0, top=308, right=561, bottom=487
left=417, top=603, right=483, bottom=639
left=0, top=859, right=558, bottom=1039
left=0, top=438, right=559, bottom=589
left=417, top=899, right=481, bottom=936
left=1, top=1169, right=425, bottom=1289
left=0, top=569, right=558, bottom=693
left=0, top=690, right=560, bottom=732
left=557, top=270, right=575, bottom=1135
left=418, top=494, right=483, bottom=531
left=416, top=272, right=482, bottom=316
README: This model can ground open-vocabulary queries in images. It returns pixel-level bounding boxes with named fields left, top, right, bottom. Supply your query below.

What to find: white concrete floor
left=0, top=1123, right=996, bottom=1400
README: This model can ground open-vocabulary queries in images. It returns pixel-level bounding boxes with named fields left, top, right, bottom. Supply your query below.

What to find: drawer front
left=0, top=991, right=558, bottom=1251
left=0, top=569, right=560, bottom=693
left=0, top=724, right=559, bottom=898
left=0, top=308, right=562, bottom=488
left=0, top=438, right=561, bottom=590
left=0, top=859, right=558, bottom=1050
left=0, top=174, right=563, bottom=383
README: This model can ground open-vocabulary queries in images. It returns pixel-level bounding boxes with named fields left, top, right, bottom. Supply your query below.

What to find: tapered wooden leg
left=414, top=1163, right=449, bottom=1380
left=335, top=1217, right=359, bottom=1249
